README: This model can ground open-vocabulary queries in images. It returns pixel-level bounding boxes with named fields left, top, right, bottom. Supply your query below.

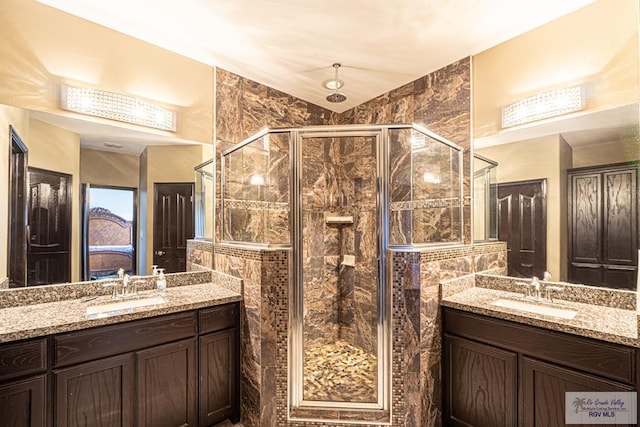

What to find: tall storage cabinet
left=568, top=162, right=638, bottom=289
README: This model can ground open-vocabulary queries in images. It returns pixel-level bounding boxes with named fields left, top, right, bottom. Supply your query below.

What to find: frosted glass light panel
left=221, top=131, right=290, bottom=245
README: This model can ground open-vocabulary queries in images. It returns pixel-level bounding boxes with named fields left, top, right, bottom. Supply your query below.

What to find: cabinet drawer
left=443, top=308, right=635, bottom=383
left=199, top=303, right=238, bottom=334
left=54, top=311, right=197, bottom=367
left=0, top=338, right=47, bottom=382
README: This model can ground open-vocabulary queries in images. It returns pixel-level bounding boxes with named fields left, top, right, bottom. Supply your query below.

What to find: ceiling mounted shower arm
left=326, top=63, right=347, bottom=103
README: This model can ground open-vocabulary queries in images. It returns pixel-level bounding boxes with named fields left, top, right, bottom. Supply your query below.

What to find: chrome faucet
left=531, top=276, right=542, bottom=300
left=517, top=275, right=563, bottom=303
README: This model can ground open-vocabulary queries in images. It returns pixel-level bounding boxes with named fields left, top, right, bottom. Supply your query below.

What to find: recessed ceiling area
left=35, top=0, right=597, bottom=113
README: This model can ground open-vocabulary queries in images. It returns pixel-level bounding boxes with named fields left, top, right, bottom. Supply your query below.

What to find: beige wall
left=477, top=135, right=573, bottom=280
left=140, top=145, right=205, bottom=272
left=29, top=118, right=81, bottom=281
left=0, top=105, right=30, bottom=282
left=572, top=130, right=640, bottom=168
left=473, top=0, right=640, bottom=138
left=80, top=149, right=140, bottom=188
left=0, top=0, right=214, bottom=144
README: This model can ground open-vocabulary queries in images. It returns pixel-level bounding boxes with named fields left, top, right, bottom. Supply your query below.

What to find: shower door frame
left=289, top=125, right=392, bottom=418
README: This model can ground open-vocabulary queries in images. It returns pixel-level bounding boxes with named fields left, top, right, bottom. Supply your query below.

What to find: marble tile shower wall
left=336, top=58, right=472, bottom=246
left=215, top=68, right=333, bottom=244
left=301, top=135, right=378, bottom=354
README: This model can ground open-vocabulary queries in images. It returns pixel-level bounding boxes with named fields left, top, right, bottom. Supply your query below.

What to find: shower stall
left=220, top=124, right=462, bottom=423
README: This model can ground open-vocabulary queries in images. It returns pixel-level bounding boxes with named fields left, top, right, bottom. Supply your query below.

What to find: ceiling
left=35, top=0, right=597, bottom=113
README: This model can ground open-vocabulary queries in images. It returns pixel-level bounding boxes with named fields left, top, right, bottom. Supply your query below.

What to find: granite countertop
left=441, top=286, right=639, bottom=347
left=0, top=282, right=242, bottom=343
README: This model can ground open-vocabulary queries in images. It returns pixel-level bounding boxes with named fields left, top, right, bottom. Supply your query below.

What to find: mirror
left=473, top=154, right=498, bottom=243
left=1, top=104, right=213, bottom=287
left=472, top=0, right=640, bottom=289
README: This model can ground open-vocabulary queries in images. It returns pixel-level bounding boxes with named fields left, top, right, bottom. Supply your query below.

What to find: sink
left=491, top=298, right=577, bottom=320
left=86, top=295, right=166, bottom=318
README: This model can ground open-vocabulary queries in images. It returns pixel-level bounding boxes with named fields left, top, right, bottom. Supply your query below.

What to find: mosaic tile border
left=419, top=245, right=473, bottom=263
left=223, top=199, right=290, bottom=211
left=390, top=197, right=462, bottom=211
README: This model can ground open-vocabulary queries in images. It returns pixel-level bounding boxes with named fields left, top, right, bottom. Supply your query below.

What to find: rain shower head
left=326, top=92, right=347, bottom=103
left=326, top=63, right=347, bottom=103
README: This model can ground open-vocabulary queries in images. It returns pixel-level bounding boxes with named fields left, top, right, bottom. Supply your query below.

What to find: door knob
left=155, top=250, right=165, bottom=256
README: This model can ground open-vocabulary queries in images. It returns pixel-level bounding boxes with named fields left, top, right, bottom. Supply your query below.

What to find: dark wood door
left=0, top=375, right=46, bottom=427
left=199, top=330, right=239, bottom=426
left=154, top=183, right=194, bottom=273
left=136, top=338, right=197, bottom=427
left=54, top=354, right=134, bottom=427
left=8, top=126, right=28, bottom=288
left=443, top=334, right=517, bottom=427
left=521, top=356, right=634, bottom=427
left=27, top=168, right=72, bottom=285
left=498, top=179, right=547, bottom=278
left=568, top=163, right=638, bottom=288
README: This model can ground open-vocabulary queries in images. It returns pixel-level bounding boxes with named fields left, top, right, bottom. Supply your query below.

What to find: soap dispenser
left=156, top=268, right=166, bottom=293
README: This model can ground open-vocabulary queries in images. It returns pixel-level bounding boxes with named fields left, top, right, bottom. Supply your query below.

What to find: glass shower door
left=291, top=129, right=389, bottom=418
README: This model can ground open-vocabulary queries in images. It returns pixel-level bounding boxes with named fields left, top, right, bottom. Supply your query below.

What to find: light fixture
left=326, top=63, right=347, bottom=103
left=61, top=85, right=176, bottom=131
left=501, top=86, right=585, bottom=128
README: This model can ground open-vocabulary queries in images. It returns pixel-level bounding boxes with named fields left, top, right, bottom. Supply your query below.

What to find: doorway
left=27, top=167, right=72, bottom=285
left=153, top=183, right=194, bottom=273
left=498, top=179, right=547, bottom=278
left=8, top=126, right=28, bottom=287
left=82, top=185, right=137, bottom=280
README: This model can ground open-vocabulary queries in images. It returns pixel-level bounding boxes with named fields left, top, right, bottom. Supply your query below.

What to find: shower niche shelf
left=325, top=215, right=353, bottom=225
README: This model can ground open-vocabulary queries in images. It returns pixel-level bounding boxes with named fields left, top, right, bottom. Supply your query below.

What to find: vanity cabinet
left=54, top=354, right=134, bottom=426
left=0, top=301, right=240, bottom=427
left=198, top=304, right=240, bottom=425
left=444, top=335, right=517, bottom=426
left=0, top=338, right=47, bottom=427
left=136, top=339, right=197, bottom=427
left=443, top=308, right=637, bottom=427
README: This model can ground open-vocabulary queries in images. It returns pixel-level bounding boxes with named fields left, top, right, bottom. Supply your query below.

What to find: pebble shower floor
left=303, top=340, right=377, bottom=402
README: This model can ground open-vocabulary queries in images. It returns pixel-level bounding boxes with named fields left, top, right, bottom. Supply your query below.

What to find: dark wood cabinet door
left=199, top=329, right=239, bottom=426
left=521, top=356, right=634, bottom=427
left=443, top=334, right=517, bottom=427
left=54, top=354, right=134, bottom=427
left=136, top=338, right=197, bottom=427
left=0, top=375, right=46, bottom=427
left=569, top=163, right=638, bottom=288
